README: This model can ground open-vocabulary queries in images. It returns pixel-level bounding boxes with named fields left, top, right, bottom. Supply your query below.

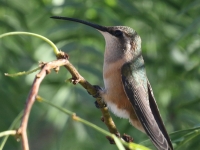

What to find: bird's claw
left=122, top=134, right=133, bottom=143
left=94, top=100, right=107, bottom=108
left=87, top=85, right=103, bottom=98
left=93, top=85, right=103, bottom=98
left=91, top=85, right=107, bottom=108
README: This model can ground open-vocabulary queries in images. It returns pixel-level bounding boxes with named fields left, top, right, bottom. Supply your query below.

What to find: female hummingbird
left=51, top=16, right=173, bottom=150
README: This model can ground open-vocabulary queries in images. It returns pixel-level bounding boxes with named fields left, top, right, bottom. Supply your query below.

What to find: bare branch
left=17, top=51, right=120, bottom=150
left=0, top=130, right=17, bottom=138
left=57, top=51, right=119, bottom=135
left=17, top=59, right=69, bottom=150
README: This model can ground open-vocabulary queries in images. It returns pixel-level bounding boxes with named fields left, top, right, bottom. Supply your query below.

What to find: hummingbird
left=51, top=16, right=173, bottom=150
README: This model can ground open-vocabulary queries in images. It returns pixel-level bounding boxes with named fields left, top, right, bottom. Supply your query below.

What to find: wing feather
left=121, top=62, right=173, bottom=150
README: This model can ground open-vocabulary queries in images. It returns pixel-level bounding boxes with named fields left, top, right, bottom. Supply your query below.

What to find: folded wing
left=121, top=62, right=173, bottom=150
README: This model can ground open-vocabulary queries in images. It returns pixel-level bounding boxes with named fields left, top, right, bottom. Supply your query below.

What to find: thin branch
left=0, top=110, right=23, bottom=149
left=17, top=58, right=69, bottom=150
left=4, top=66, right=41, bottom=77
left=17, top=52, right=119, bottom=150
left=0, top=32, right=59, bottom=55
left=37, top=96, right=150, bottom=150
left=2, top=32, right=122, bottom=148
left=57, top=52, right=119, bottom=135
left=0, top=130, right=17, bottom=138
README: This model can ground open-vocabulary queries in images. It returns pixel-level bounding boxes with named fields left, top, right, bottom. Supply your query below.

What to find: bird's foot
left=106, top=132, right=121, bottom=144
left=106, top=133, right=133, bottom=150
left=94, top=100, right=107, bottom=108
left=106, top=136, right=115, bottom=144
left=87, top=85, right=102, bottom=98
left=122, top=134, right=133, bottom=143
left=92, top=85, right=103, bottom=98
left=91, top=85, right=107, bottom=108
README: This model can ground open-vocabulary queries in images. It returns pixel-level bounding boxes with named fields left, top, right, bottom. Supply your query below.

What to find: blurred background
left=0, top=0, right=200, bottom=149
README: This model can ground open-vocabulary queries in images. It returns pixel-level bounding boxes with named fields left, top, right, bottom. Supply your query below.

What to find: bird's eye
left=114, top=30, right=123, bottom=37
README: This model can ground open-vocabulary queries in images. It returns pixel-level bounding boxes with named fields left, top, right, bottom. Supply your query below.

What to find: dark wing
left=147, top=80, right=173, bottom=150
left=121, top=62, right=173, bottom=150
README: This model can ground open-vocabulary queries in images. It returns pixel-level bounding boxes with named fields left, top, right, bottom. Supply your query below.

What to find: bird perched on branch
left=51, top=16, right=173, bottom=150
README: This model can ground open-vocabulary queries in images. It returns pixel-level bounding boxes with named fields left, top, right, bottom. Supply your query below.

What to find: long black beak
left=50, top=16, right=108, bottom=32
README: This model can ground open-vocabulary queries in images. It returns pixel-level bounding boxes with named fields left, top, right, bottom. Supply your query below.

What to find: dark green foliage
left=0, top=0, right=200, bottom=149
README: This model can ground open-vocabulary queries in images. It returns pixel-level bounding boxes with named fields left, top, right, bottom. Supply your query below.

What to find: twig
left=4, top=67, right=41, bottom=77
left=17, top=52, right=119, bottom=150
left=57, top=52, right=119, bottom=135
left=17, top=58, right=69, bottom=150
left=0, top=110, right=23, bottom=149
left=2, top=32, right=120, bottom=148
left=0, top=130, right=17, bottom=138
left=37, top=96, right=150, bottom=150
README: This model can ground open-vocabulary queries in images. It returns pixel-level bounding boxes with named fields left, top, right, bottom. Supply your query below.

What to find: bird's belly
left=103, top=61, right=133, bottom=119
left=102, top=60, right=144, bottom=132
left=106, top=100, right=129, bottom=119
